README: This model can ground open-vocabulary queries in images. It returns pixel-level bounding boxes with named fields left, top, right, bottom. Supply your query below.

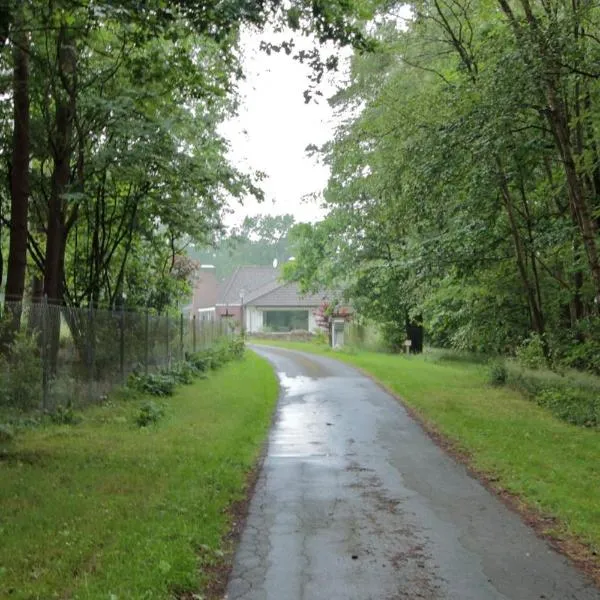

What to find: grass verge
left=251, top=339, right=600, bottom=575
left=0, top=351, right=278, bottom=600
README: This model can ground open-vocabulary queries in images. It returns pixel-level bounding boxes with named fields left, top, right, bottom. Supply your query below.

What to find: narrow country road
left=225, top=346, right=599, bottom=600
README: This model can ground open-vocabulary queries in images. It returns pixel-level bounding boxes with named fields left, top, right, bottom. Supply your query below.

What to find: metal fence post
left=144, top=308, right=149, bottom=375
left=41, top=295, right=49, bottom=411
left=119, top=306, right=125, bottom=383
left=166, top=314, right=170, bottom=369
left=87, top=303, right=95, bottom=401
left=192, top=315, right=197, bottom=353
left=179, top=312, right=184, bottom=361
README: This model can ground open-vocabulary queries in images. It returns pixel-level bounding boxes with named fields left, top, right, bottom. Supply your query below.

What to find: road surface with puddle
left=225, top=345, right=599, bottom=600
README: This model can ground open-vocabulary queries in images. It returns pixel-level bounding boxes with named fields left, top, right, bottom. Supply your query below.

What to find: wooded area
left=0, top=0, right=371, bottom=383
left=0, top=0, right=369, bottom=310
left=286, top=0, right=600, bottom=373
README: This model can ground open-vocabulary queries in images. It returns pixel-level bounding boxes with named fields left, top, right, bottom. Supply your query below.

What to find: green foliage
left=135, top=401, right=166, bottom=427
left=169, top=361, right=198, bottom=385
left=488, top=362, right=508, bottom=386
left=128, top=372, right=177, bottom=397
left=0, top=423, right=15, bottom=444
left=554, top=318, right=600, bottom=376
left=506, top=362, right=600, bottom=427
left=536, top=388, right=600, bottom=428
left=49, top=403, right=80, bottom=426
left=185, top=351, right=212, bottom=373
left=129, top=337, right=245, bottom=396
left=0, top=331, right=42, bottom=411
left=285, top=0, right=600, bottom=372
left=425, top=348, right=491, bottom=365
left=190, top=215, right=296, bottom=279
left=313, top=329, right=329, bottom=346
left=515, top=335, right=548, bottom=370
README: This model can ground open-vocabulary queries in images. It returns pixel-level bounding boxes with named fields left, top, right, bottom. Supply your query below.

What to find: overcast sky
left=219, top=27, right=349, bottom=229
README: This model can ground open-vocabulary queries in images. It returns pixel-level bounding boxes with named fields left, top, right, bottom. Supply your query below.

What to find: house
left=215, top=265, right=329, bottom=333
left=190, top=265, right=218, bottom=321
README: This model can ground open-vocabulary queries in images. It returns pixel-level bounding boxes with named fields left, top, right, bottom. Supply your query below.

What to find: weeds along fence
left=0, top=300, right=232, bottom=413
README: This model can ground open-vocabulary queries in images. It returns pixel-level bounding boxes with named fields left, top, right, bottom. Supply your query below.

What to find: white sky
left=220, top=27, right=350, bottom=228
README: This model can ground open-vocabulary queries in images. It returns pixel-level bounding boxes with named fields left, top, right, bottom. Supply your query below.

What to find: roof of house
left=216, top=266, right=279, bottom=305
left=246, top=281, right=327, bottom=307
left=217, top=265, right=329, bottom=308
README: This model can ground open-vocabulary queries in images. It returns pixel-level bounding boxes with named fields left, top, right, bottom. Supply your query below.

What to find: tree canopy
left=285, top=0, right=600, bottom=368
left=190, top=214, right=296, bottom=279
left=0, top=0, right=375, bottom=319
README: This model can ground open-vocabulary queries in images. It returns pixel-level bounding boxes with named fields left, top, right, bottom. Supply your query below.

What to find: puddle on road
left=271, top=374, right=336, bottom=459
left=279, top=374, right=323, bottom=397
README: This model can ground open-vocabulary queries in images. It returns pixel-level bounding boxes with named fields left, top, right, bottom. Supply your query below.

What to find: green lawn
left=252, top=339, right=600, bottom=553
left=0, top=351, right=278, bottom=600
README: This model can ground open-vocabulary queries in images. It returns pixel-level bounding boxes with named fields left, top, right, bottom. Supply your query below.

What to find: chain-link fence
left=0, top=300, right=231, bottom=412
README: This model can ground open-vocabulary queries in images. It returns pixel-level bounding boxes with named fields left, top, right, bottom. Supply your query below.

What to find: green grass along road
left=0, top=351, right=278, bottom=600
left=252, top=339, right=600, bottom=563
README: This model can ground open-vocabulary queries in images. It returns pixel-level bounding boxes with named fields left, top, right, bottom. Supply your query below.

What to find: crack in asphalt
left=224, top=346, right=600, bottom=600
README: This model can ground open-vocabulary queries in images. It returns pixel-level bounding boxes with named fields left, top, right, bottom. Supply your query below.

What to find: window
left=264, top=310, right=308, bottom=331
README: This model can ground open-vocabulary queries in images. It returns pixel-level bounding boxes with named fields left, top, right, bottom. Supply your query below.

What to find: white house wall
left=245, top=306, right=264, bottom=332
left=308, top=310, right=318, bottom=333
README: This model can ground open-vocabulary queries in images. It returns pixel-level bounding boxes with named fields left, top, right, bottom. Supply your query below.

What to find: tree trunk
left=43, top=21, right=76, bottom=374
left=406, top=315, right=424, bottom=354
left=5, top=11, right=30, bottom=305
left=2, top=9, right=30, bottom=347
left=497, top=163, right=546, bottom=339
left=43, top=22, right=76, bottom=305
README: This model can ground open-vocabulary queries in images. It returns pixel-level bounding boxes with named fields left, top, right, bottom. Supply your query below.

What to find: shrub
left=135, top=401, right=165, bottom=427
left=0, top=423, right=15, bottom=444
left=488, top=361, right=507, bottom=386
left=313, top=329, right=329, bottom=346
left=536, top=388, right=600, bottom=427
left=0, top=331, right=43, bottom=410
left=560, top=336, right=600, bottom=376
left=169, top=362, right=197, bottom=385
left=515, top=334, right=548, bottom=370
left=49, top=403, right=80, bottom=425
left=128, top=372, right=176, bottom=397
left=129, top=337, right=243, bottom=397
left=230, top=337, right=245, bottom=359
left=185, top=351, right=211, bottom=372
left=506, top=361, right=600, bottom=428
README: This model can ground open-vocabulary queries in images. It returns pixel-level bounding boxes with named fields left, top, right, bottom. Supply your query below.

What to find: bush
left=515, top=334, right=547, bottom=370
left=135, top=401, right=165, bottom=427
left=185, top=351, right=211, bottom=372
left=506, top=361, right=600, bottom=428
left=230, top=337, right=245, bottom=359
left=169, top=362, right=197, bottom=385
left=488, top=361, right=507, bottom=386
left=49, top=403, right=80, bottom=425
left=129, top=337, right=244, bottom=397
left=561, top=339, right=600, bottom=375
left=0, top=423, right=15, bottom=444
left=313, top=329, right=329, bottom=346
left=0, top=331, right=42, bottom=410
left=128, top=372, right=177, bottom=397
left=536, top=388, right=600, bottom=427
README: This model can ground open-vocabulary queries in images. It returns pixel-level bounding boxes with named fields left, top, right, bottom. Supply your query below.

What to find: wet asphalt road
left=225, top=345, right=600, bottom=600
